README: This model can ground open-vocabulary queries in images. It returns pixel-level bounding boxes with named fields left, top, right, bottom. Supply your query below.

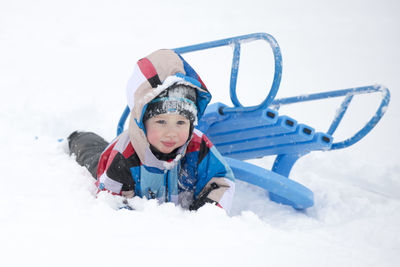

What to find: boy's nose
left=165, top=126, right=178, bottom=137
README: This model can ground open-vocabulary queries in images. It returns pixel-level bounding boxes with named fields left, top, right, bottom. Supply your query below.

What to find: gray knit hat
left=142, top=84, right=198, bottom=123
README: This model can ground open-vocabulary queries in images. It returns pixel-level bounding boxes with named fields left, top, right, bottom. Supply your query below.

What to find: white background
left=1, top=0, right=399, bottom=266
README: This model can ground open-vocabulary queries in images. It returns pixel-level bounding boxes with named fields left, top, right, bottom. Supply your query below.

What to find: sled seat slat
left=220, top=132, right=333, bottom=160
left=198, top=102, right=333, bottom=161
left=208, top=115, right=298, bottom=143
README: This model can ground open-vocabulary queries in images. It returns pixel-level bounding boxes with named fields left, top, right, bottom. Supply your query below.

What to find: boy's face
left=145, top=113, right=191, bottom=154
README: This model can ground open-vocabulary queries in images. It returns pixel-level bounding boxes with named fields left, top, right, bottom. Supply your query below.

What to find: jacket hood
left=126, top=49, right=211, bottom=169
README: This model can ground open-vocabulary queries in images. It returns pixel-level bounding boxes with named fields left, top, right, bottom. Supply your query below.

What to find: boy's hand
left=189, top=182, right=220, bottom=211
left=189, top=197, right=218, bottom=211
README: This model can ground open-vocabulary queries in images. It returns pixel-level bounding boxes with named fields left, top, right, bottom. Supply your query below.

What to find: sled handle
left=117, top=106, right=130, bottom=136
left=117, top=33, right=283, bottom=136
left=270, top=85, right=391, bottom=150
left=174, top=32, right=283, bottom=114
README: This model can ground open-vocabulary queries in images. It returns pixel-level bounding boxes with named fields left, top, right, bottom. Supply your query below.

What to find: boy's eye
left=177, top=120, right=188, bottom=125
left=155, top=120, right=167, bottom=125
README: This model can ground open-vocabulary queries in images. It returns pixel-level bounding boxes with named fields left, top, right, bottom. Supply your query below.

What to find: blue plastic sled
left=117, top=33, right=390, bottom=210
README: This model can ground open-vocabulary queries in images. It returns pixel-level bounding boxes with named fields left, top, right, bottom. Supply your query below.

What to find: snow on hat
left=142, top=84, right=198, bottom=123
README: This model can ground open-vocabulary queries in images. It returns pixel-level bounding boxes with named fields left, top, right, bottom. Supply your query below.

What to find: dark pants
left=68, top=131, right=109, bottom=178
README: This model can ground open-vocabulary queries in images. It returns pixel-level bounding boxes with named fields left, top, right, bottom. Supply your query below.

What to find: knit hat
left=142, top=84, right=198, bottom=123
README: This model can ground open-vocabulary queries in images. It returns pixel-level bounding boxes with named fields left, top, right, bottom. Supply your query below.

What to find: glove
left=189, top=182, right=219, bottom=211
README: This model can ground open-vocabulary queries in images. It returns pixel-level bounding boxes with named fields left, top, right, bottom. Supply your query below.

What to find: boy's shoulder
left=187, top=129, right=213, bottom=153
left=105, top=131, right=136, bottom=159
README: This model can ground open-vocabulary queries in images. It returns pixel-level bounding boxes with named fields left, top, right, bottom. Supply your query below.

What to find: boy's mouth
left=161, top=141, right=176, bottom=148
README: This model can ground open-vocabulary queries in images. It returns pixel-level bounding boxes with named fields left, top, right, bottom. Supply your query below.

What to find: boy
left=68, top=49, right=235, bottom=212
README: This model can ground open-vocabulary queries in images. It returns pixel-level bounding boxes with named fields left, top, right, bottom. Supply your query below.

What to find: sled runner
left=117, top=33, right=390, bottom=210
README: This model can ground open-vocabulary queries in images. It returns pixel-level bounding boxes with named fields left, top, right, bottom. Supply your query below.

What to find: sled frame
left=117, top=33, right=390, bottom=210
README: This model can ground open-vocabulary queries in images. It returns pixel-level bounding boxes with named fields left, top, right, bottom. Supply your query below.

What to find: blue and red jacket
left=96, top=49, right=235, bottom=212
left=96, top=129, right=235, bottom=212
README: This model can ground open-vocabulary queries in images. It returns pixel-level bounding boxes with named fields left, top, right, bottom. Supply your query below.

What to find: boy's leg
left=68, top=131, right=109, bottom=178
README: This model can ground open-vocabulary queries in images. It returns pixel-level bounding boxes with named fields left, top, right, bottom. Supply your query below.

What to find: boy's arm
left=191, top=135, right=235, bottom=212
left=97, top=151, right=135, bottom=196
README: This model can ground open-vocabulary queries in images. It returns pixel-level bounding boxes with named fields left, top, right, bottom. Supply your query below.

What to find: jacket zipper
left=165, top=171, right=169, bottom=202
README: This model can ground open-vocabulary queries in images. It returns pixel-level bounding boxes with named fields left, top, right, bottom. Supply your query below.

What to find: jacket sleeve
left=97, top=150, right=135, bottom=196
left=194, top=135, right=235, bottom=212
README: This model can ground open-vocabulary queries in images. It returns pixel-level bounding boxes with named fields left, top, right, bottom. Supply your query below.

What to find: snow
left=1, top=0, right=400, bottom=266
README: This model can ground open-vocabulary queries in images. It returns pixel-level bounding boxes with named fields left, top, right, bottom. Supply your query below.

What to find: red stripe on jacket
left=186, top=132, right=213, bottom=153
left=137, top=58, right=158, bottom=80
left=96, top=142, right=117, bottom=178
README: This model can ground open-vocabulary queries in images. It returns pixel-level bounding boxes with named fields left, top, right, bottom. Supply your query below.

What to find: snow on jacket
left=96, top=49, right=235, bottom=212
